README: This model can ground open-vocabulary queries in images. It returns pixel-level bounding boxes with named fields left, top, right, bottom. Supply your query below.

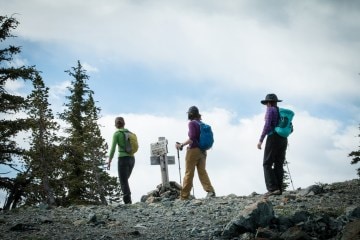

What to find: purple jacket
left=188, top=120, right=200, bottom=148
left=259, top=106, right=279, bottom=143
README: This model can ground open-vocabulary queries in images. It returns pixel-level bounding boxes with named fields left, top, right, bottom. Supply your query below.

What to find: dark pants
left=118, top=156, right=135, bottom=204
left=263, top=133, right=288, bottom=192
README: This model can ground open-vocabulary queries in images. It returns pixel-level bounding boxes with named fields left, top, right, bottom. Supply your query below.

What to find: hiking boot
left=206, top=192, right=216, bottom=198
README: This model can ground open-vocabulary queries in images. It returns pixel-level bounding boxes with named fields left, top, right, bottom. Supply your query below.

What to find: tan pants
left=181, top=148, right=215, bottom=199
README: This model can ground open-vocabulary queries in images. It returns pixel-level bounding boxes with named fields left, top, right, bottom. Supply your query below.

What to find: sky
left=1, top=0, right=359, bottom=204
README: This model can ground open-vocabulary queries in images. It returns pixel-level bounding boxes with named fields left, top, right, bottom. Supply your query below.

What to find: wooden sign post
left=150, top=137, right=175, bottom=189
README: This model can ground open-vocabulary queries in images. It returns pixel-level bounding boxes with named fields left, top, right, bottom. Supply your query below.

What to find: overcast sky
left=1, top=0, right=359, bottom=204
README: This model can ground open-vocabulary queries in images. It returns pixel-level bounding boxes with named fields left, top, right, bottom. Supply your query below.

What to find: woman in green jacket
left=107, top=117, right=135, bottom=204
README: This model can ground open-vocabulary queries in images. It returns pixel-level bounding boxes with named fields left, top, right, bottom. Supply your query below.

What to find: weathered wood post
left=150, top=137, right=175, bottom=190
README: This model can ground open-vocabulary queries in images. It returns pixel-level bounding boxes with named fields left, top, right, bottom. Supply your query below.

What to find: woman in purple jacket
left=257, top=94, right=288, bottom=196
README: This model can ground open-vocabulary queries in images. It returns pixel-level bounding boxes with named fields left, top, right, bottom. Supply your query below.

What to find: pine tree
left=0, top=15, right=37, bottom=209
left=59, top=61, right=120, bottom=204
left=58, top=61, right=90, bottom=204
left=282, top=161, right=293, bottom=191
left=23, top=73, right=64, bottom=206
left=349, top=124, right=360, bottom=177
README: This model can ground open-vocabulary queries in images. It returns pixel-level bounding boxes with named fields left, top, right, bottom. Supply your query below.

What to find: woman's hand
left=175, top=142, right=183, bottom=150
left=107, top=159, right=112, bottom=170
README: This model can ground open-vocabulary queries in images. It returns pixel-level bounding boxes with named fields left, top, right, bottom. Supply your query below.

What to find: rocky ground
left=0, top=179, right=359, bottom=240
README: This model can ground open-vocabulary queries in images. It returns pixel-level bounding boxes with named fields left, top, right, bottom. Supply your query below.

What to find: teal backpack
left=275, top=108, right=294, bottom=138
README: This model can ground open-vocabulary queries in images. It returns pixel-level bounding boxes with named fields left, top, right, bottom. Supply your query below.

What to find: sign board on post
left=150, top=137, right=175, bottom=189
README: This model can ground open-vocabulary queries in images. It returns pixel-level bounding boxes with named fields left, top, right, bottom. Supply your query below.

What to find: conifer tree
left=282, top=162, right=292, bottom=191
left=58, top=61, right=90, bottom=204
left=23, top=73, right=64, bottom=206
left=0, top=15, right=37, bottom=209
left=59, top=61, right=120, bottom=204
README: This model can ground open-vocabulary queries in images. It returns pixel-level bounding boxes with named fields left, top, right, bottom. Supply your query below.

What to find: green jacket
left=109, top=128, right=133, bottom=159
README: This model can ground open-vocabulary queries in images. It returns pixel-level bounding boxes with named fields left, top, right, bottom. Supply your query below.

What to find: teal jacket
left=109, top=128, right=133, bottom=159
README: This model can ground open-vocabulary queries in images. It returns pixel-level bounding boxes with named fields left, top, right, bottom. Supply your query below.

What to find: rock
left=222, top=200, right=274, bottom=237
left=298, top=184, right=324, bottom=196
left=9, top=223, right=40, bottom=232
left=88, top=213, right=97, bottom=223
left=141, top=181, right=181, bottom=203
left=291, top=210, right=311, bottom=224
left=345, top=205, right=360, bottom=219
left=340, top=219, right=360, bottom=240
left=255, top=227, right=280, bottom=239
left=280, top=226, right=311, bottom=240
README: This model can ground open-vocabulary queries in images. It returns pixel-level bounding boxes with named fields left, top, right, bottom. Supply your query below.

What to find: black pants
left=118, top=156, right=135, bottom=204
left=263, top=133, right=288, bottom=192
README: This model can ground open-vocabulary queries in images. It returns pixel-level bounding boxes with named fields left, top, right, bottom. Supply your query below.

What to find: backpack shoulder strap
left=276, top=106, right=281, bottom=125
left=117, top=128, right=130, bottom=134
left=194, top=120, right=202, bottom=125
left=116, top=129, right=129, bottom=150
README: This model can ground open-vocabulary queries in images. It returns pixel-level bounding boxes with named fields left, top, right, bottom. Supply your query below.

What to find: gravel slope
left=0, top=179, right=359, bottom=239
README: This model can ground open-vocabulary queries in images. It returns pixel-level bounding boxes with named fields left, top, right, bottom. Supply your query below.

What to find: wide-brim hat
left=261, top=94, right=282, bottom=105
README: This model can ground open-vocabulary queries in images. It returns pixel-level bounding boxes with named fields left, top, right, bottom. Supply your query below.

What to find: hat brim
left=261, top=99, right=282, bottom=105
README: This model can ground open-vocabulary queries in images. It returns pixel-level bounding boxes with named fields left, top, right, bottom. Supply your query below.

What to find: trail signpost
left=150, top=137, right=175, bottom=189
